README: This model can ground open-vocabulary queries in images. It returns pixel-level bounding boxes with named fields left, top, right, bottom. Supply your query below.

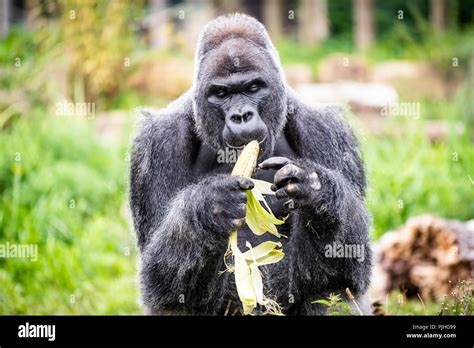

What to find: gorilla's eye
left=214, top=88, right=228, bottom=99
left=247, top=83, right=260, bottom=93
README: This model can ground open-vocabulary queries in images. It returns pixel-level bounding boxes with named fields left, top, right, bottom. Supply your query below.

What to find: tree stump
left=370, top=215, right=473, bottom=301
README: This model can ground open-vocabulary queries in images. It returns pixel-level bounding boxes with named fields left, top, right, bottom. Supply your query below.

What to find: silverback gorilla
left=130, top=14, right=372, bottom=315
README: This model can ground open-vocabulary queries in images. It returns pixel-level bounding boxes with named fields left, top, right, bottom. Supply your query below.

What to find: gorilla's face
left=207, top=72, right=269, bottom=149
left=193, top=38, right=287, bottom=159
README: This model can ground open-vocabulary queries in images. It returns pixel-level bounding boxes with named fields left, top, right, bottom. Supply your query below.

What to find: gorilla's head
left=192, top=14, right=288, bottom=159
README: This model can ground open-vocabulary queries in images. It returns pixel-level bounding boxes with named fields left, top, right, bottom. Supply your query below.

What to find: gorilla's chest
left=192, top=136, right=296, bottom=249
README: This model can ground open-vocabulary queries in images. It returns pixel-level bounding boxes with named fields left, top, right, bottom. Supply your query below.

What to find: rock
left=372, top=60, right=446, bottom=99
left=369, top=215, right=474, bottom=301
left=362, top=119, right=466, bottom=143
left=295, top=82, right=398, bottom=110
left=318, top=54, right=370, bottom=83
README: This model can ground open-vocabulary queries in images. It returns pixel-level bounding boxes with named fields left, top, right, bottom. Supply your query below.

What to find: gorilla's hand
left=258, top=157, right=321, bottom=211
left=196, top=175, right=254, bottom=233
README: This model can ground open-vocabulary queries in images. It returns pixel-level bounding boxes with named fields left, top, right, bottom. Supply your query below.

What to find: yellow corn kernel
left=231, top=140, right=260, bottom=178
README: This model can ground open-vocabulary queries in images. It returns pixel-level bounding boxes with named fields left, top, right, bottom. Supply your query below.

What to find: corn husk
left=225, top=141, right=286, bottom=315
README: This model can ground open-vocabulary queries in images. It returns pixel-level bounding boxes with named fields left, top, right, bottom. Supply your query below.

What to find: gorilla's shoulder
left=286, top=92, right=365, bottom=192
left=136, top=91, right=194, bottom=139
left=287, top=96, right=358, bottom=154
left=132, top=91, right=198, bottom=170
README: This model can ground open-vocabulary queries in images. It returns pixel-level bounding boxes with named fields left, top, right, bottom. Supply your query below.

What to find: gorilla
left=130, top=14, right=372, bottom=315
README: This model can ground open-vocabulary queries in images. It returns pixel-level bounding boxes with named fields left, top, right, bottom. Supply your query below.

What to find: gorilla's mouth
left=224, top=134, right=268, bottom=150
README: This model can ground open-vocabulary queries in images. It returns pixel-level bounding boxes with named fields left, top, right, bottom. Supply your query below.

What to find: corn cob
left=231, top=140, right=260, bottom=178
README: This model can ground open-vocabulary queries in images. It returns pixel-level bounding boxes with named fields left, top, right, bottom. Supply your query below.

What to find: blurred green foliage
left=0, top=114, right=139, bottom=314
left=60, top=0, right=143, bottom=101
left=277, top=36, right=354, bottom=78
left=382, top=280, right=474, bottom=315
left=0, top=0, right=145, bottom=117
left=329, top=0, right=474, bottom=37
left=363, top=115, right=474, bottom=239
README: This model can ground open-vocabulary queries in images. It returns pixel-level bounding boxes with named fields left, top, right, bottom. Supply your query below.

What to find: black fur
left=130, top=14, right=372, bottom=315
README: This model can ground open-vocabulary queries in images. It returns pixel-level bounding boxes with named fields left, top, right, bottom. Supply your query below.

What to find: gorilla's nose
left=226, top=105, right=258, bottom=127
left=224, top=105, right=267, bottom=147
left=225, top=107, right=259, bottom=138
left=229, top=110, right=253, bottom=124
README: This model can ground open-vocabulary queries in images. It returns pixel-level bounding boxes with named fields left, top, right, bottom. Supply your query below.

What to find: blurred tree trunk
left=263, top=0, right=283, bottom=42
left=149, top=0, right=167, bottom=48
left=354, top=0, right=374, bottom=51
left=298, top=0, right=329, bottom=45
left=430, top=0, right=446, bottom=32
left=0, top=0, right=9, bottom=38
left=213, top=0, right=242, bottom=16
left=25, top=0, right=41, bottom=29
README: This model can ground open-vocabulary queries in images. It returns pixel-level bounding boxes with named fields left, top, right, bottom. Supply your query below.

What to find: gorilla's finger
left=283, top=199, right=298, bottom=211
left=232, top=218, right=246, bottom=229
left=258, top=156, right=291, bottom=170
left=211, top=204, right=223, bottom=216
left=226, top=203, right=246, bottom=219
left=275, top=187, right=288, bottom=200
left=237, top=177, right=255, bottom=190
left=276, top=183, right=301, bottom=199
left=274, top=164, right=302, bottom=188
left=236, top=203, right=247, bottom=216
left=234, top=190, right=247, bottom=202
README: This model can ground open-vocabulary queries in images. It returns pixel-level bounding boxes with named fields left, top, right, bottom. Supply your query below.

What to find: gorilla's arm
left=130, top=94, right=246, bottom=314
left=264, top=99, right=372, bottom=312
left=138, top=177, right=236, bottom=314
left=288, top=161, right=371, bottom=312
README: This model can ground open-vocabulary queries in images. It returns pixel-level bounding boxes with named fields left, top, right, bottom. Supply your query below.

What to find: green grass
left=360, top=86, right=474, bottom=239
left=0, top=114, right=139, bottom=314
left=381, top=281, right=473, bottom=315
left=363, top=119, right=473, bottom=239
